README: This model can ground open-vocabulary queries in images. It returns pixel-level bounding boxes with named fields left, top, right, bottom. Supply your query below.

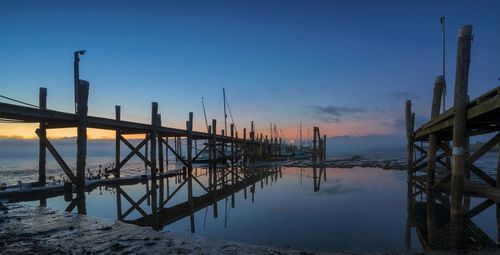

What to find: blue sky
left=1, top=0, right=499, bottom=139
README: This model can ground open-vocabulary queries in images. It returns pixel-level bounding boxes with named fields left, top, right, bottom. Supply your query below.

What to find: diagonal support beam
left=120, top=135, right=155, bottom=170
left=163, top=139, right=189, bottom=168
left=432, top=173, right=451, bottom=190
left=193, top=145, right=208, bottom=161
left=36, top=128, right=77, bottom=184
left=466, top=162, right=496, bottom=187
left=162, top=178, right=188, bottom=207
left=118, top=187, right=149, bottom=218
left=465, top=199, right=495, bottom=219
left=439, top=141, right=496, bottom=187
left=191, top=174, right=210, bottom=193
left=467, top=132, right=500, bottom=164
left=117, top=135, right=149, bottom=169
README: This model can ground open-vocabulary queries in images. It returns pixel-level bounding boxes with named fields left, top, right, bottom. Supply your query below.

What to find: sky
left=0, top=0, right=499, bottom=140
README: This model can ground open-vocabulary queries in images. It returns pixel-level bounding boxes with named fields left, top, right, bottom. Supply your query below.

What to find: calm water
left=11, top=165, right=500, bottom=253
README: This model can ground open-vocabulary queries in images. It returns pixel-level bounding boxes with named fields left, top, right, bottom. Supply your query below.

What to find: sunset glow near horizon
left=1, top=1, right=499, bottom=140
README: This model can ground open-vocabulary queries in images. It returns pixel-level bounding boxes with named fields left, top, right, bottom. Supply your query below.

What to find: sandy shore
left=0, top=203, right=360, bottom=255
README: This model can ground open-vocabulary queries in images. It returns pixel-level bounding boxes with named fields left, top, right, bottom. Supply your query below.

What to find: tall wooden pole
left=323, top=135, right=326, bottom=160
left=115, top=105, right=121, bottom=178
left=38, top=87, right=47, bottom=184
left=230, top=124, right=234, bottom=165
left=427, top=76, right=444, bottom=193
left=313, top=127, right=318, bottom=162
left=150, top=103, right=158, bottom=184
left=243, top=128, right=247, bottom=163
left=187, top=112, right=195, bottom=233
left=405, top=100, right=415, bottom=187
left=212, top=119, right=217, bottom=168
left=76, top=80, right=89, bottom=190
left=451, top=25, right=473, bottom=217
left=158, top=114, right=164, bottom=173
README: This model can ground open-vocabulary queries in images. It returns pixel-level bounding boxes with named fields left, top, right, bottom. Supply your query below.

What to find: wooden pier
left=0, top=54, right=327, bottom=198
left=405, top=24, right=500, bottom=251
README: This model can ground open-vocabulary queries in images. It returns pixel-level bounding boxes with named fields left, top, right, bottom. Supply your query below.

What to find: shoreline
left=0, top=203, right=352, bottom=255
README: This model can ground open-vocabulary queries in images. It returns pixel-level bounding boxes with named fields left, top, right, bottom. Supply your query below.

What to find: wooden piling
left=243, top=128, right=247, bottom=163
left=427, top=76, right=444, bottom=193
left=187, top=112, right=193, bottom=171
left=187, top=112, right=195, bottom=233
left=313, top=127, right=318, bottom=162
left=150, top=102, right=158, bottom=184
left=405, top=100, right=414, bottom=184
left=230, top=124, right=234, bottom=165
left=451, top=25, right=473, bottom=217
left=323, top=135, right=326, bottom=160
left=38, top=87, right=47, bottom=184
left=115, top=105, right=121, bottom=178
left=212, top=119, right=217, bottom=167
left=76, top=80, right=89, bottom=190
left=158, top=114, right=164, bottom=173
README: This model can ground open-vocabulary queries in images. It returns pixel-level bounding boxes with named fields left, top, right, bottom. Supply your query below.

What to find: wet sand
left=0, top=203, right=356, bottom=255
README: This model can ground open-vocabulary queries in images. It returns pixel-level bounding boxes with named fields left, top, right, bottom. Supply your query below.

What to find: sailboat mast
left=299, top=122, right=302, bottom=149
left=201, top=97, right=209, bottom=132
left=223, top=88, right=227, bottom=135
left=270, top=122, right=273, bottom=140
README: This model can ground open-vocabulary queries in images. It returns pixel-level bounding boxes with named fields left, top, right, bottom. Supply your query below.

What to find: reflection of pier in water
left=63, top=165, right=284, bottom=232
left=62, top=165, right=329, bottom=232
left=406, top=179, right=500, bottom=251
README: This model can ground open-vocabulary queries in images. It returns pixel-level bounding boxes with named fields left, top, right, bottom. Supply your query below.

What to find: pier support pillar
left=243, top=128, right=247, bottom=163
left=323, top=135, right=326, bottom=160
left=212, top=119, right=217, bottom=168
left=231, top=124, right=234, bottom=165
left=158, top=114, right=164, bottom=173
left=38, top=87, right=47, bottom=184
left=115, top=105, right=121, bottom=178
left=405, top=100, right=415, bottom=188
left=76, top=80, right=89, bottom=191
left=150, top=103, right=158, bottom=182
left=451, top=25, right=473, bottom=217
left=313, top=127, right=318, bottom=162
left=427, top=76, right=444, bottom=193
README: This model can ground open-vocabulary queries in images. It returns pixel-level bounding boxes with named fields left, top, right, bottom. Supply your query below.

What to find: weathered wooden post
left=230, top=124, right=234, bottom=165
left=115, top=105, right=121, bottom=178
left=187, top=112, right=193, bottom=172
left=235, top=131, right=239, bottom=163
left=145, top=137, right=149, bottom=170
left=279, top=137, right=282, bottom=157
left=313, top=127, right=318, bottom=162
left=243, top=128, right=247, bottom=163
left=150, top=102, right=158, bottom=177
left=323, top=135, right=327, bottom=160
left=451, top=25, right=473, bottom=217
left=221, top=129, right=226, bottom=162
left=212, top=119, right=217, bottom=168
left=76, top=80, right=89, bottom=190
left=405, top=100, right=415, bottom=185
left=274, top=137, right=278, bottom=157
left=158, top=114, right=164, bottom=173
left=187, top=112, right=195, bottom=233
left=38, top=87, right=47, bottom=184
left=265, top=135, right=268, bottom=159
left=427, top=76, right=444, bottom=193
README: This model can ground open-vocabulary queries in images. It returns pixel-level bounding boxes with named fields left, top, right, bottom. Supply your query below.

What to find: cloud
left=309, top=105, right=366, bottom=123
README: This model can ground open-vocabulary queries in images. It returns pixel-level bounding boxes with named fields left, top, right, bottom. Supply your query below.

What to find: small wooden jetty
left=405, top=24, right=500, bottom=251
left=0, top=53, right=327, bottom=195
